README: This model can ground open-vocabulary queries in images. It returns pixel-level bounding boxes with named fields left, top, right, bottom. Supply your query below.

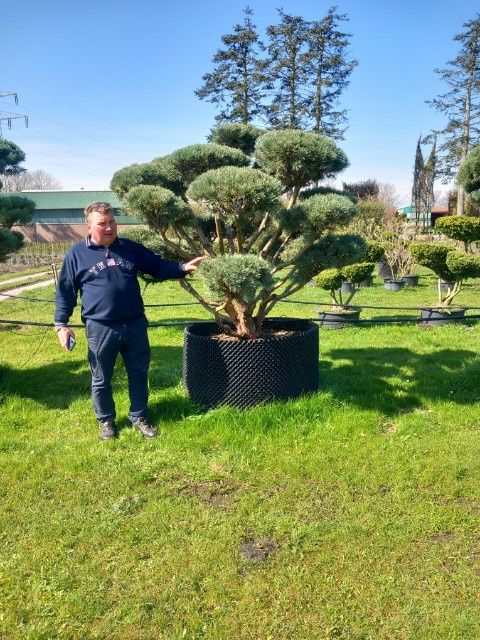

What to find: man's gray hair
left=84, top=201, right=113, bottom=221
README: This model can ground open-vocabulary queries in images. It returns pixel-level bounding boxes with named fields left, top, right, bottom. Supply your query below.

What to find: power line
left=8, top=128, right=120, bottom=179
left=3, top=71, right=154, bottom=145
left=16, top=104, right=138, bottom=159
left=0, top=91, right=18, bottom=104
left=9, top=122, right=125, bottom=171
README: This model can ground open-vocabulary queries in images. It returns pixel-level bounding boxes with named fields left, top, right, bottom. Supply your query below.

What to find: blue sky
left=1, top=0, right=477, bottom=205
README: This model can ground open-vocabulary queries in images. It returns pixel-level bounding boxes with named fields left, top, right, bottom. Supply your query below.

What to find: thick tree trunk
left=215, top=216, right=224, bottom=254
left=232, top=300, right=257, bottom=339
left=457, top=186, right=465, bottom=217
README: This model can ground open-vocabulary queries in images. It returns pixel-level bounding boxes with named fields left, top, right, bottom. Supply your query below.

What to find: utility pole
left=0, top=92, right=18, bottom=104
left=0, top=91, right=28, bottom=138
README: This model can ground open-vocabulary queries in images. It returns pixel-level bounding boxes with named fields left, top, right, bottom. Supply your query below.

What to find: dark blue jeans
left=86, top=316, right=151, bottom=423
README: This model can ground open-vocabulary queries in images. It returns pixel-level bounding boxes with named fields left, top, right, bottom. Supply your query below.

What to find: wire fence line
left=2, top=291, right=480, bottom=312
left=2, top=315, right=480, bottom=330
left=2, top=289, right=480, bottom=330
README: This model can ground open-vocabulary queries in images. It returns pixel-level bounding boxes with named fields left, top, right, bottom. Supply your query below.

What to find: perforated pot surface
left=183, top=319, right=319, bottom=409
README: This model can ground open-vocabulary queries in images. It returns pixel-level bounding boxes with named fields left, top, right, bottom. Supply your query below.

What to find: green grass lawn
left=1, top=274, right=480, bottom=639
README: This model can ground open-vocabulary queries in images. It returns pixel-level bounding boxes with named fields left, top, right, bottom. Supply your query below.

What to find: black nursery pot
left=359, top=275, right=374, bottom=287
left=318, top=308, right=361, bottom=330
left=340, top=282, right=354, bottom=294
left=439, top=280, right=455, bottom=292
left=402, top=275, right=419, bottom=287
left=419, top=307, right=466, bottom=326
left=384, top=278, right=405, bottom=292
left=183, top=318, right=319, bottom=409
left=377, top=259, right=393, bottom=279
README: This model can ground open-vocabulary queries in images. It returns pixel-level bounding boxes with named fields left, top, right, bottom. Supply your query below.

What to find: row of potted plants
left=315, top=217, right=480, bottom=328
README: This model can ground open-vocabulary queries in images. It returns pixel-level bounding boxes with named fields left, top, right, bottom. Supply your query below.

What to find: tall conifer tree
left=304, top=7, right=357, bottom=139
left=427, top=13, right=480, bottom=215
left=422, top=135, right=437, bottom=228
left=411, top=136, right=425, bottom=228
left=265, top=10, right=310, bottom=129
left=195, top=7, right=269, bottom=124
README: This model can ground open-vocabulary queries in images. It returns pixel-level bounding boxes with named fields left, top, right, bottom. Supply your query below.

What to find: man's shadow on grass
left=0, top=344, right=187, bottom=414
left=320, top=346, right=480, bottom=416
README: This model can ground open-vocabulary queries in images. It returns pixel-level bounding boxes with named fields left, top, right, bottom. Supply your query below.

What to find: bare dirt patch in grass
left=240, top=537, right=278, bottom=563
left=175, top=478, right=240, bottom=508
left=430, top=531, right=458, bottom=544
left=380, top=421, right=397, bottom=435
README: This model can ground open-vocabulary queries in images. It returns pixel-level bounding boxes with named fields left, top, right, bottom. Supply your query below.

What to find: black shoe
left=99, top=420, right=116, bottom=440
left=132, top=417, right=157, bottom=439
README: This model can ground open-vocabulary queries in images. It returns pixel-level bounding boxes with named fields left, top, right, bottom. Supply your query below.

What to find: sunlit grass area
left=1, top=274, right=480, bottom=639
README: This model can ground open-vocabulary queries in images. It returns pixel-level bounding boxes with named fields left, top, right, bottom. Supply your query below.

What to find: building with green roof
left=7, top=190, right=140, bottom=242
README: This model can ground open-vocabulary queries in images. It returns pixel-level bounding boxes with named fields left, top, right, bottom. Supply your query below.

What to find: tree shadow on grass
left=320, top=347, right=480, bottom=416
left=0, top=344, right=184, bottom=411
left=3, top=340, right=479, bottom=421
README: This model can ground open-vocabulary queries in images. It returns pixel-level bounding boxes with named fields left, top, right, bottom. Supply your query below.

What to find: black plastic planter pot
left=384, top=279, right=405, bottom=292
left=402, top=275, right=419, bottom=287
left=340, top=282, right=354, bottom=294
left=183, top=319, right=319, bottom=409
left=419, top=307, right=466, bottom=326
left=318, top=308, right=361, bottom=330
left=377, top=259, right=393, bottom=279
left=439, top=280, right=455, bottom=292
left=359, top=275, right=374, bottom=287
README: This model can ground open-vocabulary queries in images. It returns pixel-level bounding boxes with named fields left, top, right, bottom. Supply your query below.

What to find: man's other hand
left=183, top=256, right=206, bottom=274
left=55, top=327, right=76, bottom=351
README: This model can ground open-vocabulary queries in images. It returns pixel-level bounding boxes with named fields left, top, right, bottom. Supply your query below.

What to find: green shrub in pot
left=410, top=242, right=480, bottom=305
left=316, top=262, right=374, bottom=309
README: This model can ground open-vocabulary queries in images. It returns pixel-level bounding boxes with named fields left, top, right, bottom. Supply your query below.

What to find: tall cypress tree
left=195, top=7, right=269, bottom=124
left=265, top=10, right=310, bottom=129
left=411, top=136, right=425, bottom=228
left=422, top=135, right=437, bottom=229
left=304, top=7, right=358, bottom=139
left=427, top=13, right=480, bottom=215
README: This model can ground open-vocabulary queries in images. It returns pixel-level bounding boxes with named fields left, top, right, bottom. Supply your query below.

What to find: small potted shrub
left=400, top=250, right=419, bottom=287
left=113, top=129, right=366, bottom=408
left=0, top=194, right=35, bottom=264
left=379, top=209, right=413, bottom=290
left=362, top=241, right=385, bottom=286
left=317, top=262, right=374, bottom=329
left=409, top=242, right=480, bottom=324
left=434, top=215, right=480, bottom=253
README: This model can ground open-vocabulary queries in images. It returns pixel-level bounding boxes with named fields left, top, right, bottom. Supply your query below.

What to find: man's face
left=86, top=210, right=118, bottom=247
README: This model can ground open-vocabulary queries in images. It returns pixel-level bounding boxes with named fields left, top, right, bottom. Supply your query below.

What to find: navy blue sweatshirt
left=55, top=236, right=185, bottom=325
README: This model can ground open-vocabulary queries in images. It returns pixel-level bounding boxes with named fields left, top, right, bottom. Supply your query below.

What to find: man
left=54, top=201, right=203, bottom=440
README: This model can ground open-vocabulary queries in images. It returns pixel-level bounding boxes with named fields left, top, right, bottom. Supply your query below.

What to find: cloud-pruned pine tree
left=112, top=130, right=365, bottom=339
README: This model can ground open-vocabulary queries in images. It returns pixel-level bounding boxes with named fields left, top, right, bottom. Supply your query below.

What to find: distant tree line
left=196, top=6, right=357, bottom=140
left=1, top=169, right=61, bottom=192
